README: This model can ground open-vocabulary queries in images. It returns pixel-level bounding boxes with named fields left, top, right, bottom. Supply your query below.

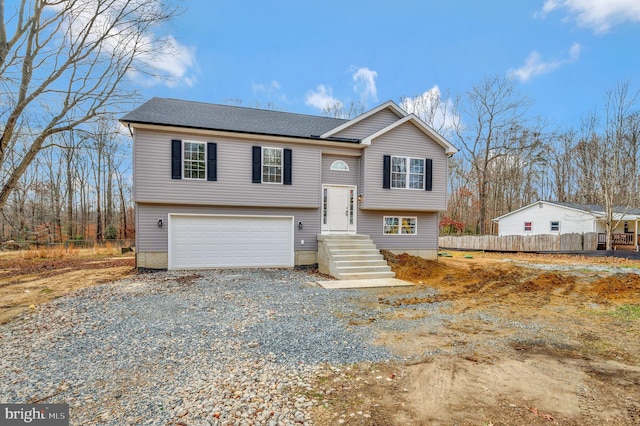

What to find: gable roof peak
left=320, top=100, right=407, bottom=138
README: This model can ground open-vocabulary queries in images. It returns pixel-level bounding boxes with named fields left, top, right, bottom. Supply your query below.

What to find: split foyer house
left=121, top=98, right=457, bottom=276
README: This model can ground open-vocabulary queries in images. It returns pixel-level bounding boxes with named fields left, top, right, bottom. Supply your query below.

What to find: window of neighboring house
left=330, top=160, right=349, bottom=171
left=262, top=147, right=282, bottom=183
left=524, top=221, right=532, bottom=232
left=383, top=216, right=417, bottom=235
left=391, top=156, right=424, bottom=189
left=550, top=221, right=560, bottom=232
left=183, top=141, right=206, bottom=180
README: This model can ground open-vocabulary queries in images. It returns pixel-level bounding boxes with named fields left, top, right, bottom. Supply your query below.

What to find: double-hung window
left=183, top=141, right=206, bottom=180
left=391, top=156, right=425, bottom=190
left=550, top=221, right=560, bottom=232
left=262, top=147, right=282, bottom=184
left=524, top=221, right=532, bottom=232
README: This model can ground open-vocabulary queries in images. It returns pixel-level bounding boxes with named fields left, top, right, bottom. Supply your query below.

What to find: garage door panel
left=169, top=215, right=293, bottom=269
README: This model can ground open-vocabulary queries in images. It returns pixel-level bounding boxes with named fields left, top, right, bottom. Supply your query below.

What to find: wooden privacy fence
left=439, top=233, right=599, bottom=252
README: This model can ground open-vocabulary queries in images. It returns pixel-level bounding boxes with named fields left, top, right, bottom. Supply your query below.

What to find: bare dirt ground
left=310, top=251, right=640, bottom=426
left=0, top=248, right=135, bottom=324
left=2, top=249, right=639, bottom=425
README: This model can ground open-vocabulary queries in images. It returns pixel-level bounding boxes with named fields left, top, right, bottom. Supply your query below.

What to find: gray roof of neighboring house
left=120, top=97, right=353, bottom=140
left=545, top=201, right=640, bottom=215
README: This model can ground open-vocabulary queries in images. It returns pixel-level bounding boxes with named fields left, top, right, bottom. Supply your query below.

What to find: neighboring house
left=494, top=200, right=640, bottom=249
left=120, top=98, right=457, bottom=271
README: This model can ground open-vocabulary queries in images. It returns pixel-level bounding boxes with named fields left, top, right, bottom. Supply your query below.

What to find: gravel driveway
left=0, top=269, right=428, bottom=425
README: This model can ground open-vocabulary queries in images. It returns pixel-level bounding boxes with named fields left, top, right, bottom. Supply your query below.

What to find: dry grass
left=7, top=241, right=128, bottom=261
left=0, top=248, right=136, bottom=324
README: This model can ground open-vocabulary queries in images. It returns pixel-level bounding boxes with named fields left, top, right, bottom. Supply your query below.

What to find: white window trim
left=330, top=160, right=349, bottom=171
left=383, top=216, right=418, bottom=235
left=262, top=147, right=283, bottom=184
left=391, top=156, right=425, bottom=190
left=550, top=221, right=560, bottom=232
left=183, top=140, right=206, bottom=180
left=524, top=221, right=533, bottom=232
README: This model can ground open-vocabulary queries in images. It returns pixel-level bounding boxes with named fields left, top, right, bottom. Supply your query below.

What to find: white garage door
left=168, top=214, right=294, bottom=269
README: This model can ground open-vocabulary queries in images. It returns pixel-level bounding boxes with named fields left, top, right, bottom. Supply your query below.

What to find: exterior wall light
left=298, top=221, right=303, bottom=230
left=157, top=219, right=163, bottom=228
left=357, top=194, right=364, bottom=202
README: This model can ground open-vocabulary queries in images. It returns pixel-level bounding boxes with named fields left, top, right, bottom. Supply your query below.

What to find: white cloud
left=400, top=85, right=459, bottom=137
left=351, top=67, right=378, bottom=104
left=508, top=42, right=581, bottom=82
left=135, top=35, right=198, bottom=88
left=537, top=0, right=640, bottom=33
left=51, top=0, right=197, bottom=88
left=305, top=85, right=343, bottom=111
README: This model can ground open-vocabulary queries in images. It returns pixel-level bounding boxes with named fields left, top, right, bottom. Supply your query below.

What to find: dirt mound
left=518, top=272, right=576, bottom=293
left=383, top=251, right=640, bottom=305
left=588, top=273, right=640, bottom=300
left=381, top=250, right=451, bottom=283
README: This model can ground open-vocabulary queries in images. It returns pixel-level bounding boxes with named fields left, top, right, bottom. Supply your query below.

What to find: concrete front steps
left=317, top=234, right=395, bottom=280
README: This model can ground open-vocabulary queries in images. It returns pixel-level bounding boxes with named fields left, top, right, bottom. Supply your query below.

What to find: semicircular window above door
left=330, top=160, right=349, bottom=171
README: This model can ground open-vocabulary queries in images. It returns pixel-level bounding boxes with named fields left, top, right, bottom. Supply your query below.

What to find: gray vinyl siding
left=134, top=129, right=321, bottom=208
left=332, top=109, right=401, bottom=140
left=361, top=121, right=448, bottom=212
left=357, top=210, right=439, bottom=250
left=321, top=155, right=360, bottom=186
left=137, top=203, right=320, bottom=253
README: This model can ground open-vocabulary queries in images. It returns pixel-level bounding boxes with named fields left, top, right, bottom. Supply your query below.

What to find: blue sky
left=137, top=0, right=640, bottom=130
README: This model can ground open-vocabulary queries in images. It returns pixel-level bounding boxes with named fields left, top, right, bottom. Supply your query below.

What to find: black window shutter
left=283, top=149, right=292, bottom=185
left=383, top=155, right=391, bottom=189
left=252, top=146, right=262, bottom=183
left=171, top=139, right=182, bottom=179
left=207, top=142, right=217, bottom=181
left=425, top=158, right=433, bottom=191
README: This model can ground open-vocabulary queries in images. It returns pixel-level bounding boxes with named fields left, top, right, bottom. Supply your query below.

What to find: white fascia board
left=361, top=114, right=458, bottom=155
left=320, top=100, right=407, bottom=138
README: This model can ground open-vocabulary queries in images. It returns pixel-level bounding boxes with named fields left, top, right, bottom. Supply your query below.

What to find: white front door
left=322, top=185, right=356, bottom=233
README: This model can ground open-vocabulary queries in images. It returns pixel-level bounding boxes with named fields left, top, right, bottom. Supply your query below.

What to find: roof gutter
left=123, top=121, right=367, bottom=148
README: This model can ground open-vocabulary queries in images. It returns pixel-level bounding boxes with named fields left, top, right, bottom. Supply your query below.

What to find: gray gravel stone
left=0, top=269, right=400, bottom=425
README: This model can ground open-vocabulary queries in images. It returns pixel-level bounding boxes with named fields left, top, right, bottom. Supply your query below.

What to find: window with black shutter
left=384, top=155, right=431, bottom=190
left=253, top=146, right=292, bottom=185
left=171, top=139, right=217, bottom=181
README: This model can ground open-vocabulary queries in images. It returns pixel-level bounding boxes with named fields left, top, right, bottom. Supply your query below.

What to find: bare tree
left=594, top=82, right=638, bottom=249
left=400, top=86, right=457, bottom=137
left=322, top=100, right=366, bottom=119
left=545, top=129, right=578, bottom=202
left=454, top=75, right=535, bottom=234
left=0, top=0, right=179, bottom=212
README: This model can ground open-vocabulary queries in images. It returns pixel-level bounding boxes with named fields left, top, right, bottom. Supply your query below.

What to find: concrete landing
left=316, top=278, right=414, bottom=289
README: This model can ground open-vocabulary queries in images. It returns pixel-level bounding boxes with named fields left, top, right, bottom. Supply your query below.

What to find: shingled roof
left=121, top=97, right=351, bottom=140
left=546, top=201, right=640, bottom=216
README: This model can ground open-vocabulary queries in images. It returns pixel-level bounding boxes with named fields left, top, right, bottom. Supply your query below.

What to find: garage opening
left=168, top=214, right=294, bottom=269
